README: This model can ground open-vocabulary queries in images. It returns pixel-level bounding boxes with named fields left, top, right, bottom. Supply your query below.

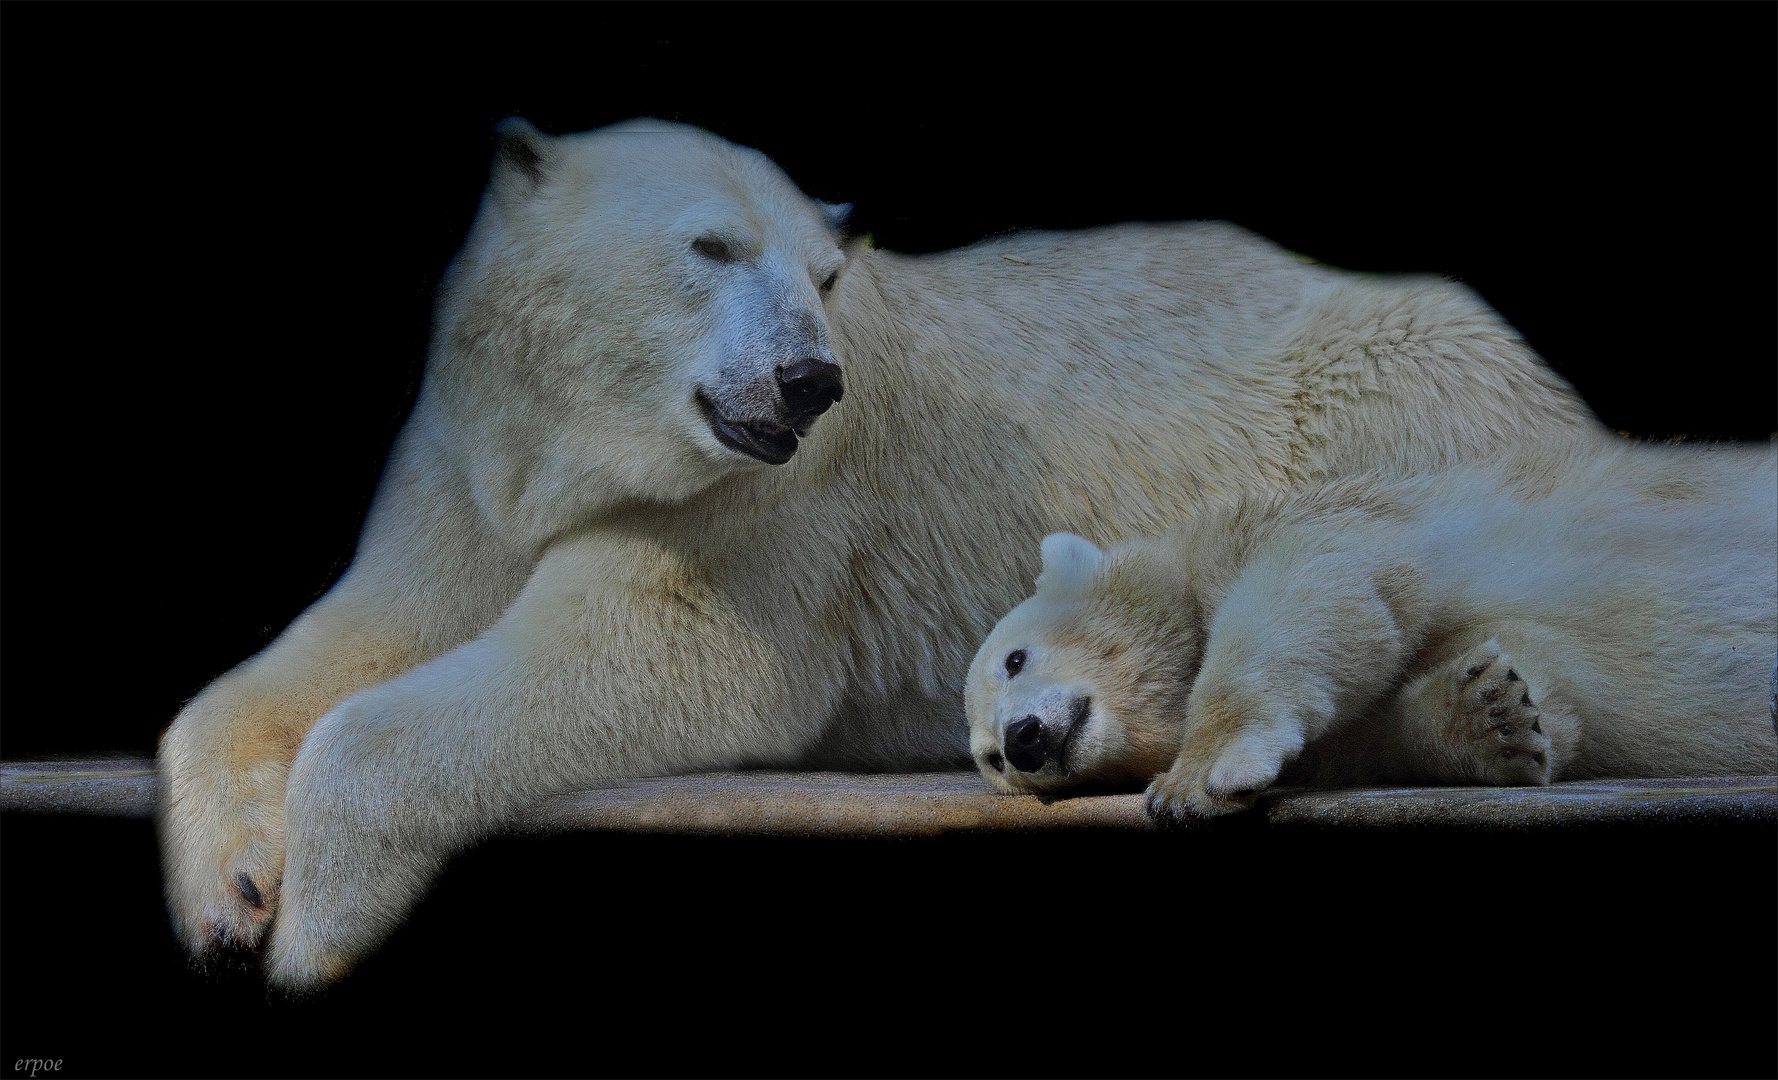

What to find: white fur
left=965, top=440, right=1778, bottom=820
left=155, top=119, right=1602, bottom=985
left=1037, top=533, right=1106, bottom=595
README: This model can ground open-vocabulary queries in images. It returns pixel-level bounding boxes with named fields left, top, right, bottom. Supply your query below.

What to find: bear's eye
left=821, top=271, right=839, bottom=293
left=692, top=237, right=735, bottom=263
left=1005, top=650, right=1026, bottom=677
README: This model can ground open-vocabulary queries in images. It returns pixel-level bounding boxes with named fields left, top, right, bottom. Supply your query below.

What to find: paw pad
left=1445, top=640, right=1553, bottom=785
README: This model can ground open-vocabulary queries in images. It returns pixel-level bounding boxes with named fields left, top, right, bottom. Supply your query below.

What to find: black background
left=2, top=6, right=1774, bottom=1078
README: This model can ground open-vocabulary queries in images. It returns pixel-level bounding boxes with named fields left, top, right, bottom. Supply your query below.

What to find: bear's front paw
left=1143, top=764, right=1235, bottom=823
left=1144, top=727, right=1292, bottom=823
left=157, top=690, right=294, bottom=959
left=267, top=800, right=423, bottom=991
left=264, top=705, right=451, bottom=991
left=1143, top=762, right=1269, bottom=823
left=266, top=819, right=438, bottom=992
left=1449, top=639, right=1552, bottom=786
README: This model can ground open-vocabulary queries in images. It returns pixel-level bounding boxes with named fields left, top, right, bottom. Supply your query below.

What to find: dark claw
left=1530, top=718, right=1543, bottom=734
left=235, top=872, right=264, bottom=909
left=1506, top=669, right=1521, bottom=682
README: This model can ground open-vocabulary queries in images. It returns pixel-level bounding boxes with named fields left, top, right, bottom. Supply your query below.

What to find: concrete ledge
left=1257, top=776, right=1778, bottom=828
left=1, top=759, right=163, bottom=818
left=520, top=771, right=1152, bottom=835
left=4, top=759, right=1774, bottom=831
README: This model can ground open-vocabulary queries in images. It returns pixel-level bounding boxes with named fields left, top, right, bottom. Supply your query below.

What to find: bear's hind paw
left=1450, top=639, right=1552, bottom=786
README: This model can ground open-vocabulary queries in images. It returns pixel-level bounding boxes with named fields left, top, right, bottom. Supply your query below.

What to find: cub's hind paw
left=1450, top=639, right=1551, bottom=785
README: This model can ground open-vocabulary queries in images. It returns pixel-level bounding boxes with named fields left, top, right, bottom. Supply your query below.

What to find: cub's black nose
left=778, top=358, right=844, bottom=421
left=1004, top=715, right=1048, bottom=773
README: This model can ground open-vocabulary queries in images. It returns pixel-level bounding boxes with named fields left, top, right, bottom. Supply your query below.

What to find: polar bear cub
left=965, top=440, right=1778, bottom=819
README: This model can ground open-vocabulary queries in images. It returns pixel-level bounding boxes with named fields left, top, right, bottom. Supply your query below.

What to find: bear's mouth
left=1054, top=695, right=1093, bottom=777
left=696, top=390, right=798, bottom=466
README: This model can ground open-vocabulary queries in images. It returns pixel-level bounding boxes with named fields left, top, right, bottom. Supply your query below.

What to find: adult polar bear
left=159, top=118, right=1600, bottom=987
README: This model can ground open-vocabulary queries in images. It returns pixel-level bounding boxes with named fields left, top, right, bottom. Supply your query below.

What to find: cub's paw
left=1144, top=724, right=1296, bottom=823
left=1143, top=764, right=1202, bottom=824
left=1448, top=639, right=1551, bottom=786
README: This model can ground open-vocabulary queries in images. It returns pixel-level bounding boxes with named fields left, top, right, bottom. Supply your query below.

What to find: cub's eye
left=821, top=271, right=839, bottom=293
left=692, top=237, right=735, bottom=263
left=1005, top=650, right=1026, bottom=677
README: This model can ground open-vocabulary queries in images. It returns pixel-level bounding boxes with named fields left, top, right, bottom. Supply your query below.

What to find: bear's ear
left=819, top=200, right=855, bottom=239
left=489, top=117, right=558, bottom=214
left=1036, top=533, right=1105, bottom=595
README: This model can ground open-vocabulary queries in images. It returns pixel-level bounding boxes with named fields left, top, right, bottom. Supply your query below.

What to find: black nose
left=1003, top=715, right=1048, bottom=773
left=777, top=358, right=844, bottom=421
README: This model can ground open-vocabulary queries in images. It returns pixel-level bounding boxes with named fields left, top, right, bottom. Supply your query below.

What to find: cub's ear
left=490, top=117, right=558, bottom=215
left=1036, top=533, right=1105, bottom=595
left=818, top=200, right=855, bottom=238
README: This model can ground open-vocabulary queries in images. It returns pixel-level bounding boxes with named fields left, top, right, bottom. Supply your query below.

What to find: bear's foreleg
left=266, top=532, right=825, bottom=990
left=158, top=415, right=526, bottom=960
left=1145, top=549, right=1406, bottom=821
left=158, top=601, right=421, bottom=958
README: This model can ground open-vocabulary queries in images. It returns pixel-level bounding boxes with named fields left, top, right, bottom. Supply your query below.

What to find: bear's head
left=432, top=118, right=858, bottom=545
left=965, top=533, right=1204, bottom=794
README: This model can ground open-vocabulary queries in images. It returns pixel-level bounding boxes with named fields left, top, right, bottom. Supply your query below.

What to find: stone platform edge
left=3, top=760, right=1774, bottom=833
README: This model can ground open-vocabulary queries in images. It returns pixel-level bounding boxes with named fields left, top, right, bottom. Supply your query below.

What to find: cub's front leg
left=1146, top=549, right=1406, bottom=822
left=267, top=533, right=824, bottom=990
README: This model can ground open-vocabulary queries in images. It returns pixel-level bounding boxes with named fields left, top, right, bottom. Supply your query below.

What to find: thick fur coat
left=966, top=441, right=1778, bottom=817
left=157, top=119, right=1601, bottom=986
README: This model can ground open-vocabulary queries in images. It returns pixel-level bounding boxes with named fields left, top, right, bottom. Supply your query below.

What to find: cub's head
left=965, top=533, right=1204, bottom=795
left=435, top=118, right=860, bottom=545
